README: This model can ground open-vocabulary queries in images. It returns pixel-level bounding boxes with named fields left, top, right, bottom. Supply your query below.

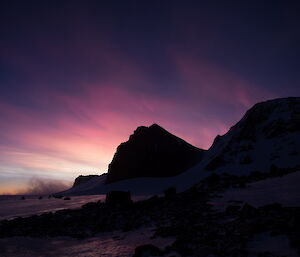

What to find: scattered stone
left=240, top=155, right=253, bottom=165
left=132, top=244, right=163, bottom=257
left=228, top=200, right=243, bottom=204
left=105, top=191, right=132, bottom=205
left=240, top=203, right=258, bottom=218
left=205, top=155, right=225, bottom=170
left=53, top=195, right=63, bottom=199
left=164, top=187, right=177, bottom=199
left=225, top=205, right=241, bottom=214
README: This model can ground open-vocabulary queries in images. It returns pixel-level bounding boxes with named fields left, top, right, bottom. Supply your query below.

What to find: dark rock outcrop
left=106, top=124, right=204, bottom=183
left=133, top=244, right=163, bottom=257
left=73, top=175, right=101, bottom=187
left=105, top=191, right=132, bottom=205
left=164, top=187, right=177, bottom=199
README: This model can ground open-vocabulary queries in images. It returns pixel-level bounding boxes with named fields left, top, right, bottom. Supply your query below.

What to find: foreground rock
left=105, top=191, right=132, bottom=206
left=133, top=244, right=163, bottom=257
left=1, top=170, right=299, bottom=257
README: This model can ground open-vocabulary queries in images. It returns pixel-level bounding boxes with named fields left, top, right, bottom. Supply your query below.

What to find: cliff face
left=73, top=175, right=102, bottom=187
left=106, top=124, right=204, bottom=184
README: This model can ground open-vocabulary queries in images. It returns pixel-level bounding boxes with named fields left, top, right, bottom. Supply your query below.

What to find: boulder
left=133, top=244, right=163, bottom=257
left=239, top=203, right=258, bottom=218
left=105, top=191, right=132, bottom=205
left=164, top=187, right=177, bottom=199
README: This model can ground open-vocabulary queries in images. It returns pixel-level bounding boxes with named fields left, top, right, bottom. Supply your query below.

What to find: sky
left=0, top=1, right=299, bottom=194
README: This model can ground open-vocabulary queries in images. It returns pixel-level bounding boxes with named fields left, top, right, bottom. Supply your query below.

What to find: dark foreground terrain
left=1, top=167, right=299, bottom=257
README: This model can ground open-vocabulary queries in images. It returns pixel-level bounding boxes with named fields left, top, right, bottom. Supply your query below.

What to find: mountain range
left=60, top=97, right=300, bottom=196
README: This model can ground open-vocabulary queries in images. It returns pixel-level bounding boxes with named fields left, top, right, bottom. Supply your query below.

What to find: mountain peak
left=134, top=123, right=166, bottom=133
left=106, top=124, right=204, bottom=184
left=205, top=96, right=300, bottom=172
left=149, top=123, right=163, bottom=130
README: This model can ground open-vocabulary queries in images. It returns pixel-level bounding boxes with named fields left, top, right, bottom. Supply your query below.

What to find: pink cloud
left=0, top=44, right=278, bottom=195
left=171, top=52, right=275, bottom=110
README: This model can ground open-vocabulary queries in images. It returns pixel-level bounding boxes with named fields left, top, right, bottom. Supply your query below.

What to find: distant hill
left=106, top=123, right=204, bottom=183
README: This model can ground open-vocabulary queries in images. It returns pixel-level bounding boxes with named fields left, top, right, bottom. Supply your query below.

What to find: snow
left=211, top=170, right=300, bottom=210
left=0, top=195, right=105, bottom=220
left=247, top=232, right=298, bottom=257
left=61, top=161, right=210, bottom=196
left=0, top=194, right=148, bottom=220
left=0, top=226, right=175, bottom=257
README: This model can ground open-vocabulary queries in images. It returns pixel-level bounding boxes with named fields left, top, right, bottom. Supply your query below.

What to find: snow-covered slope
left=61, top=97, right=300, bottom=196
left=212, top=170, right=300, bottom=210
left=203, top=97, right=300, bottom=175
left=60, top=161, right=209, bottom=195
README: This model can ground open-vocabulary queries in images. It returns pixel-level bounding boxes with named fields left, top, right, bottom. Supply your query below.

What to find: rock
left=240, top=155, right=253, bottom=165
left=259, top=203, right=283, bottom=213
left=228, top=200, right=243, bottom=204
left=205, top=155, right=225, bottom=171
left=164, top=187, right=177, bottom=199
left=105, top=191, right=132, bottom=205
left=133, top=244, right=163, bottom=257
left=106, top=124, right=204, bottom=183
left=225, top=205, right=241, bottom=214
left=82, top=200, right=102, bottom=210
left=53, top=195, right=63, bottom=199
left=239, top=203, right=257, bottom=218
left=73, top=174, right=102, bottom=187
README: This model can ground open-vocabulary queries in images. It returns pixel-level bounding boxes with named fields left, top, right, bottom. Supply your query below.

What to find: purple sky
left=0, top=1, right=299, bottom=194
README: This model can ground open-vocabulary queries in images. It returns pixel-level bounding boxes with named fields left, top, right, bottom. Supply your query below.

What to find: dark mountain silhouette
left=61, top=97, right=300, bottom=196
left=73, top=175, right=103, bottom=187
left=105, top=124, right=204, bottom=183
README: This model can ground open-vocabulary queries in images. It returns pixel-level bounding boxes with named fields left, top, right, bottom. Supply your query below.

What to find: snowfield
left=212, top=170, right=300, bottom=211
left=0, top=195, right=105, bottom=220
